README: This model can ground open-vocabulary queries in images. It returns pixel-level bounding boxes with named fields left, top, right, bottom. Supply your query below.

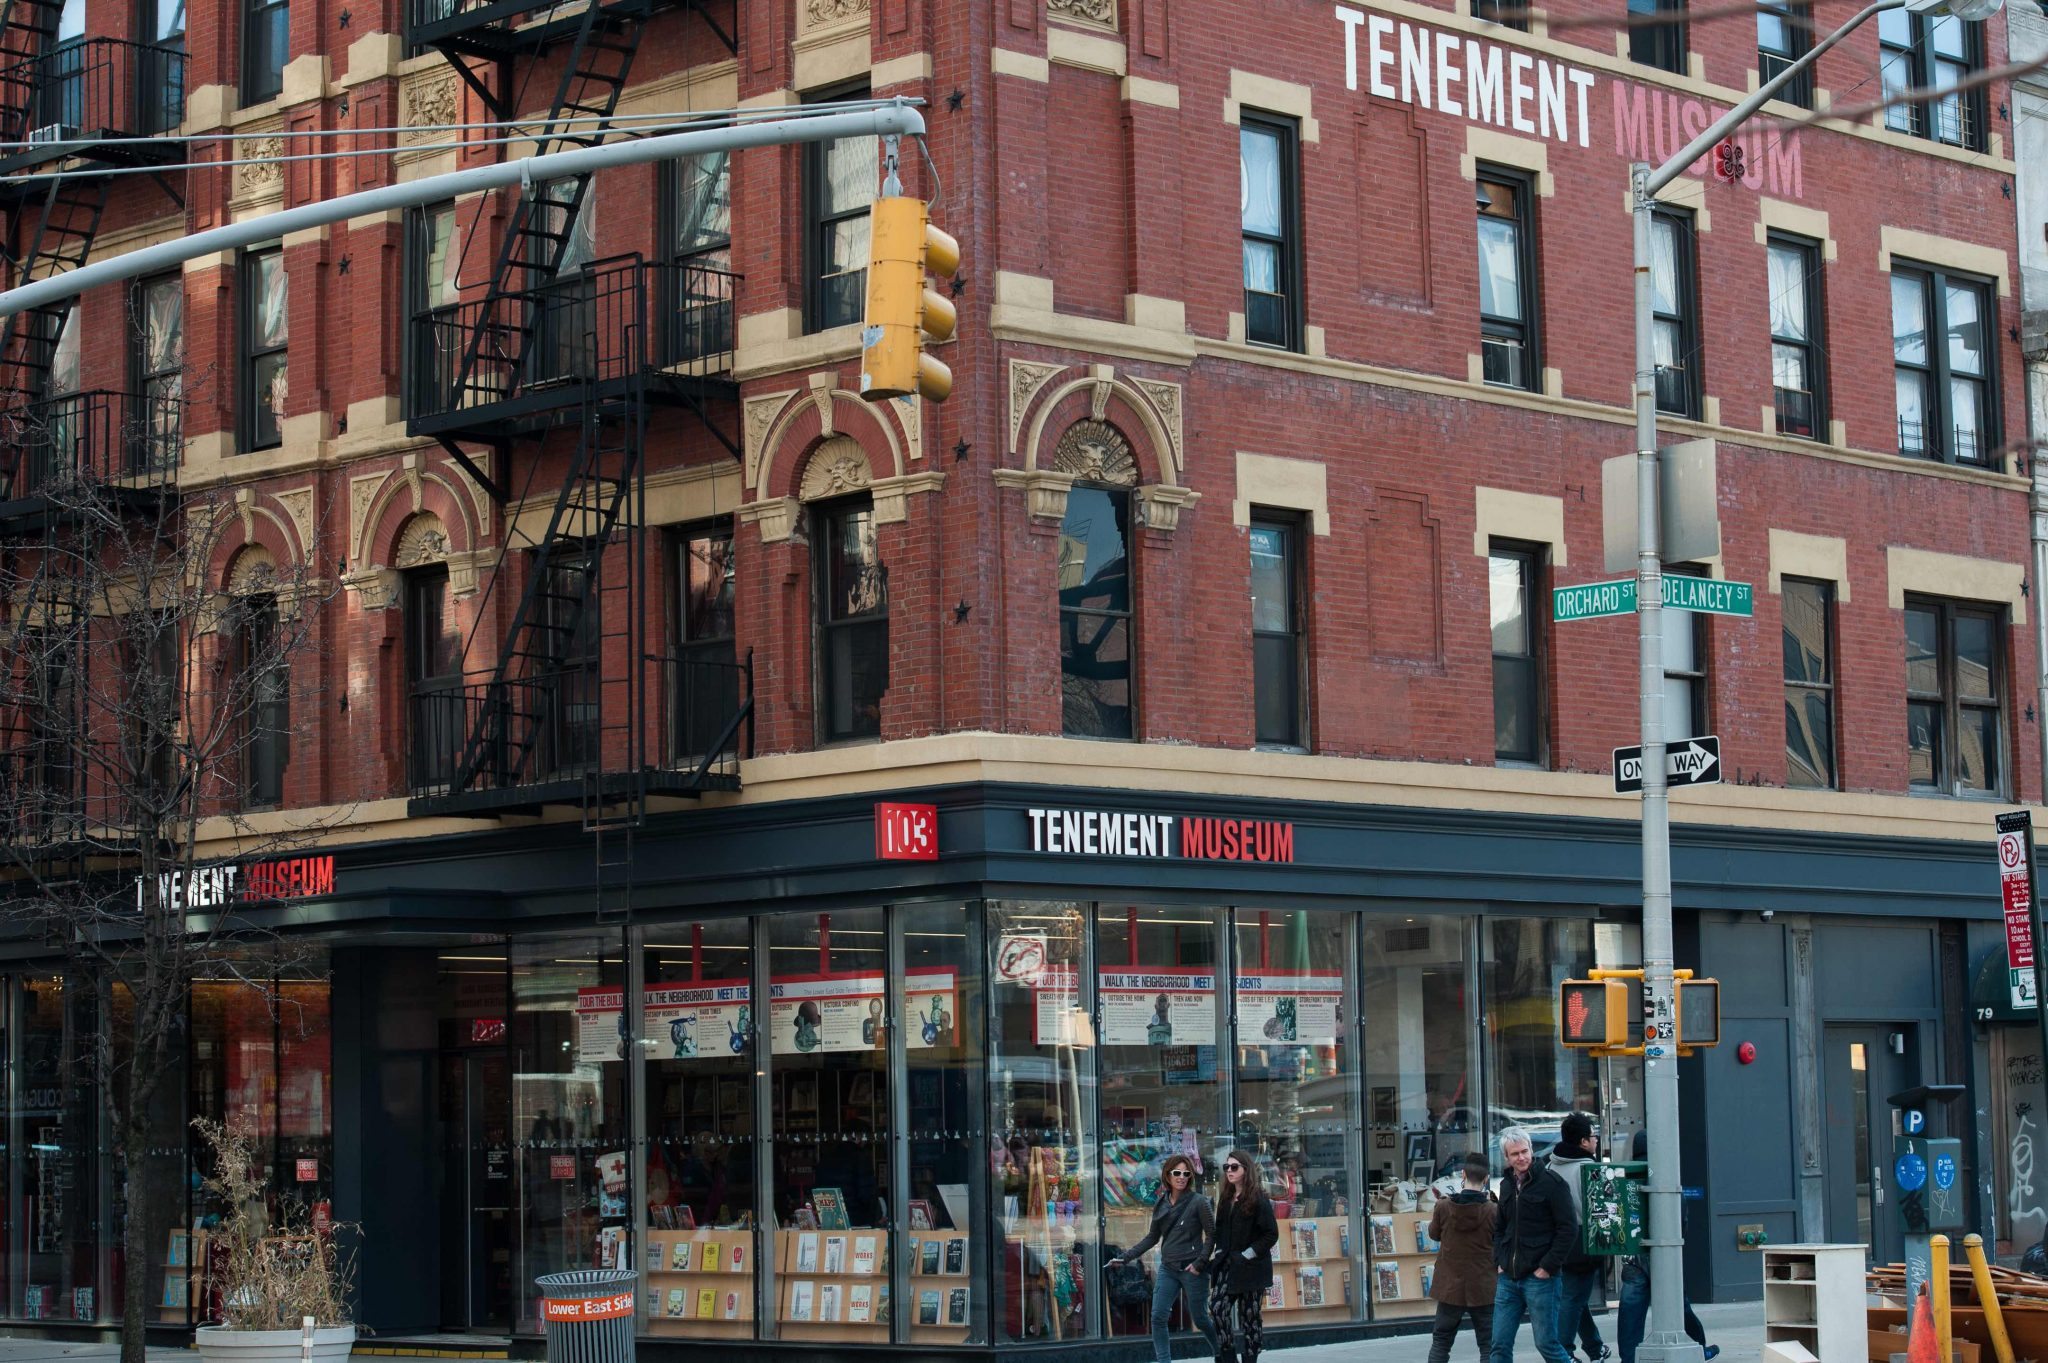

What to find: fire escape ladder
left=442, top=1, right=639, bottom=409
left=0, top=173, right=107, bottom=405
left=0, top=0, right=62, bottom=125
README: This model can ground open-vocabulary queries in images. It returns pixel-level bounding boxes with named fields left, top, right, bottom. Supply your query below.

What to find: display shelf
left=1271, top=1217, right=1353, bottom=1322
left=644, top=1228, right=755, bottom=1337
left=1366, top=1210, right=1438, bottom=1317
left=1760, top=1245, right=1863, bottom=1362
left=158, top=1228, right=207, bottom=1326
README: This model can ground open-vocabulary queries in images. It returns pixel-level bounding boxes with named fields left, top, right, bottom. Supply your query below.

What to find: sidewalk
left=0, top=1301, right=1768, bottom=1363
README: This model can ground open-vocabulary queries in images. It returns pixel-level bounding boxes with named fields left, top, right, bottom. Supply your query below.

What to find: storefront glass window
left=112, top=983, right=191, bottom=1329
left=1235, top=909, right=1357, bottom=1324
left=1361, top=917, right=1474, bottom=1321
left=766, top=909, right=891, bottom=1343
left=275, top=979, right=331, bottom=1213
left=1098, top=905, right=1224, bottom=1343
left=14, top=976, right=103, bottom=1320
left=1484, top=918, right=1644, bottom=1158
left=641, top=920, right=756, bottom=1339
left=988, top=901, right=1097, bottom=1344
left=437, top=945, right=513, bottom=1332
left=510, top=933, right=628, bottom=1332
left=900, top=903, right=984, bottom=1345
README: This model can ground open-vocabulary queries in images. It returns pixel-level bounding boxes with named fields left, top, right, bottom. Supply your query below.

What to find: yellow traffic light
left=1676, top=978, right=1721, bottom=1048
left=1559, top=979, right=1628, bottom=1050
left=860, top=196, right=959, bottom=403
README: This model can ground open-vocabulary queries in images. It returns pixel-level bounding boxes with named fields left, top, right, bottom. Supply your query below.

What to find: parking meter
left=1889, top=1084, right=1966, bottom=1306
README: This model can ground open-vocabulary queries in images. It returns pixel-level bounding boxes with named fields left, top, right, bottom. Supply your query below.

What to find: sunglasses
left=1224, top=1162, right=1243, bottom=1171
left=1167, top=1169, right=1191, bottom=1179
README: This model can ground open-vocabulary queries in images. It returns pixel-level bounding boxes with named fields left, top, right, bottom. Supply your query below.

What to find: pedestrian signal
left=1677, top=978, right=1721, bottom=1048
left=1559, top=979, right=1627, bottom=1049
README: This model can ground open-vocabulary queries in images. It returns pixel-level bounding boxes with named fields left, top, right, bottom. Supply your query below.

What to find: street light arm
left=1643, top=0, right=1902, bottom=196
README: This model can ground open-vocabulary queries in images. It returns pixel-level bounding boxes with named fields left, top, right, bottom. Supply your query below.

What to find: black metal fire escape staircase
left=406, top=0, right=746, bottom=840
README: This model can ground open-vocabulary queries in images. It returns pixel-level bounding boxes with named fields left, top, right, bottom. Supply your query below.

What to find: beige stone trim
left=396, top=148, right=459, bottom=183
left=1233, top=452, right=1330, bottom=535
left=282, top=224, right=329, bottom=249
left=1768, top=529, right=1850, bottom=600
left=94, top=214, right=188, bottom=263
left=1124, top=76, right=1180, bottom=108
left=1636, top=174, right=1710, bottom=233
left=1754, top=199, right=1837, bottom=261
left=1125, top=295, right=1187, bottom=333
left=281, top=53, right=332, bottom=106
left=1048, top=25, right=1127, bottom=76
left=992, top=47, right=1051, bottom=82
left=346, top=396, right=404, bottom=438
left=614, top=60, right=740, bottom=119
left=347, top=209, right=405, bottom=230
left=1886, top=546, right=2026, bottom=614
left=1473, top=486, right=1566, bottom=563
left=340, top=31, right=404, bottom=87
left=1225, top=70, right=1321, bottom=143
left=184, top=82, right=233, bottom=131
left=869, top=469, right=946, bottom=524
left=1542, top=367, right=1562, bottom=398
left=739, top=88, right=800, bottom=109
left=733, top=309, right=863, bottom=382
left=1461, top=127, right=1554, bottom=196
left=992, top=270, right=1195, bottom=367
left=794, top=22, right=871, bottom=92
left=1702, top=395, right=1721, bottom=427
left=872, top=53, right=933, bottom=87
left=1879, top=225, right=2011, bottom=296
left=738, top=496, right=802, bottom=544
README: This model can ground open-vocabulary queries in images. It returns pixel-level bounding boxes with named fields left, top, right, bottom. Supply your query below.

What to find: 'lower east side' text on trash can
left=537, top=1269, right=638, bottom=1363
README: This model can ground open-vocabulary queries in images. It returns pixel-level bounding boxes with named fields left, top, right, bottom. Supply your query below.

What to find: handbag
left=1105, top=1255, right=1152, bottom=1310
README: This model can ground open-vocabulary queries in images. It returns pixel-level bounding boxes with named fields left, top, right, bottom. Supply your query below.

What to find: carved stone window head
left=799, top=437, right=875, bottom=502
left=1051, top=420, right=1138, bottom=488
left=394, top=512, right=451, bottom=568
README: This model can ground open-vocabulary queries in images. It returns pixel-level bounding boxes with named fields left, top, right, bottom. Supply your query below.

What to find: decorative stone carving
left=744, top=390, right=799, bottom=490
left=869, top=470, right=945, bottom=524
left=444, top=549, right=488, bottom=597
left=1132, top=377, right=1184, bottom=482
left=799, top=438, right=874, bottom=501
left=394, top=513, right=450, bottom=567
left=401, top=75, right=459, bottom=146
left=349, top=470, right=387, bottom=567
left=1048, top=0, right=1117, bottom=29
left=274, top=486, right=315, bottom=557
left=226, top=544, right=279, bottom=595
left=993, top=467, right=1078, bottom=525
left=343, top=567, right=402, bottom=611
left=894, top=394, right=922, bottom=462
left=236, top=135, right=285, bottom=195
left=738, top=496, right=804, bottom=544
left=1008, top=360, right=1066, bottom=453
left=1135, top=484, right=1200, bottom=534
left=801, top=0, right=870, bottom=30
left=1050, top=420, right=1137, bottom=488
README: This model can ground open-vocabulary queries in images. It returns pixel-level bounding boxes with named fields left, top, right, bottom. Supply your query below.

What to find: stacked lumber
left=1866, top=1263, right=2048, bottom=1363
left=1866, top=1263, right=2048, bottom=1309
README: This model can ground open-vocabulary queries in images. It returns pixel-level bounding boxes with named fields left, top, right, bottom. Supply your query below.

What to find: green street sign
left=1554, top=579, right=1638, bottom=621
left=1555, top=576, right=1755, bottom=621
left=1663, top=575, right=1753, bottom=617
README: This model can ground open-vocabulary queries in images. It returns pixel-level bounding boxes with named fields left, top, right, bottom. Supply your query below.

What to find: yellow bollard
left=1966, top=1233, right=2016, bottom=1363
left=1933, top=1235, right=1953, bottom=1363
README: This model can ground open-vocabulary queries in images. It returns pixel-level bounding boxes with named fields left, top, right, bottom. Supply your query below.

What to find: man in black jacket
left=1489, top=1126, right=1577, bottom=1363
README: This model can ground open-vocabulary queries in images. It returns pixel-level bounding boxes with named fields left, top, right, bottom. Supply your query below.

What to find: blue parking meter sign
left=1933, top=1151, right=1958, bottom=1191
left=1895, top=1152, right=1928, bottom=1193
left=1903, top=1109, right=1927, bottom=1135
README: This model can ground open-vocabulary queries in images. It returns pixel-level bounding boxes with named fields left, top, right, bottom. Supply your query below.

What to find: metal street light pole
left=1625, top=0, right=1997, bottom=1354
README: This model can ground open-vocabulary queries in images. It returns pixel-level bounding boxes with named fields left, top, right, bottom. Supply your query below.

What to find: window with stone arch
left=225, top=545, right=289, bottom=808
left=1053, top=420, right=1138, bottom=740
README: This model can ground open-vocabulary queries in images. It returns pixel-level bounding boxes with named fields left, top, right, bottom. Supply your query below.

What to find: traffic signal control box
left=860, top=196, right=959, bottom=403
left=1559, top=979, right=1627, bottom=1049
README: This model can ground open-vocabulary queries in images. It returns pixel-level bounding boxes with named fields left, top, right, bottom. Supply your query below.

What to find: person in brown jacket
left=1427, top=1151, right=1499, bottom=1363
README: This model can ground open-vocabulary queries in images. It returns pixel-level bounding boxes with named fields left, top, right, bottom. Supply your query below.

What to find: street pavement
left=0, top=1299, right=1767, bottom=1363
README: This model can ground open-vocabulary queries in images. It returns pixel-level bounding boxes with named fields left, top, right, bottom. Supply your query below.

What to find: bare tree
left=0, top=384, right=342, bottom=1363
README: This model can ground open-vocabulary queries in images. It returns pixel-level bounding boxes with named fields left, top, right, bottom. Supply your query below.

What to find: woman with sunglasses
left=1114, top=1153, right=1219, bottom=1363
left=1206, top=1149, right=1278, bottom=1363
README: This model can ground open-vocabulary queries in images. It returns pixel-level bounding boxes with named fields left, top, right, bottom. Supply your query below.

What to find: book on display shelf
left=947, top=1287, right=968, bottom=1325
left=671, top=1241, right=692, bottom=1272
left=852, top=1235, right=877, bottom=1274
left=1368, top=1216, right=1396, bottom=1257
left=664, top=1289, right=687, bottom=1317
left=920, top=1239, right=941, bottom=1275
left=918, top=1289, right=940, bottom=1325
left=945, top=1238, right=965, bottom=1274
left=695, top=1288, right=716, bottom=1319
left=795, top=1233, right=819, bottom=1273
left=819, top=1284, right=842, bottom=1322
left=701, top=1240, right=720, bottom=1269
left=849, top=1284, right=874, bottom=1322
left=1296, top=1266, right=1324, bottom=1307
left=1292, top=1223, right=1319, bottom=1261
left=823, top=1235, right=846, bottom=1274
left=1373, top=1262, right=1402, bottom=1301
left=1421, top=1263, right=1434, bottom=1297
left=789, top=1281, right=814, bottom=1322
left=814, top=1188, right=850, bottom=1230
left=722, top=1290, right=742, bottom=1319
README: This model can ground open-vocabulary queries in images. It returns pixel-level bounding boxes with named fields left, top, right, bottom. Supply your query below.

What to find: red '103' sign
left=876, top=803, right=938, bottom=861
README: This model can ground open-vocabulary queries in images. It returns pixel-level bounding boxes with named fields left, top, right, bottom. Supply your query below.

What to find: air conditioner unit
left=27, top=125, right=72, bottom=145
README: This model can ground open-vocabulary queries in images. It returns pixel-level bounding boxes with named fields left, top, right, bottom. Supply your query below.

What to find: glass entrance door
left=1822, top=1025, right=1914, bottom=1267
left=442, top=1050, right=513, bottom=1331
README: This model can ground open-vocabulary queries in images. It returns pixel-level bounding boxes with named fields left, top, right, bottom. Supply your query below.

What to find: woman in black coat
left=1206, top=1148, right=1279, bottom=1363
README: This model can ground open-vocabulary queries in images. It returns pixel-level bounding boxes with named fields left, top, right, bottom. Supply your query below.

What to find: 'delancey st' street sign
left=1554, top=576, right=1755, bottom=622
left=1614, top=736, right=1722, bottom=794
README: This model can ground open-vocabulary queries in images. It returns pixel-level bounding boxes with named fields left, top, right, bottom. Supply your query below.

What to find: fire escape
left=0, top=0, right=185, bottom=861
left=404, top=0, right=749, bottom=829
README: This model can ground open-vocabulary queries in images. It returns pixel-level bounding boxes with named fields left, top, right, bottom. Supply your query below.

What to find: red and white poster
left=767, top=968, right=958, bottom=1054
left=574, top=984, right=754, bottom=1063
left=1235, top=973, right=1345, bottom=1045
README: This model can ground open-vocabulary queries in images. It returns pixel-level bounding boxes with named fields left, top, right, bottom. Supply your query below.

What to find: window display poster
left=575, top=986, right=754, bottom=1064
left=768, top=969, right=958, bottom=1054
left=1235, top=974, right=1345, bottom=1045
left=1099, top=970, right=1217, bottom=1047
left=1031, top=965, right=1087, bottom=1046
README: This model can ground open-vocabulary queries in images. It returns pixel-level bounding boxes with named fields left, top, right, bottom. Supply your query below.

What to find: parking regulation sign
left=1998, top=811, right=2038, bottom=1011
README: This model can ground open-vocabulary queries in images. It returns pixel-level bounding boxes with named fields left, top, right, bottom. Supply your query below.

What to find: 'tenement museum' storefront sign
left=1025, top=808, right=1297, bottom=863
left=135, top=854, right=337, bottom=911
left=1331, top=3, right=1804, bottom=198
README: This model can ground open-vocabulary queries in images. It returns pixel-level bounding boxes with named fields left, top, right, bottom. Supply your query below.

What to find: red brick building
left=0, top=0, right=2036, bottom=1346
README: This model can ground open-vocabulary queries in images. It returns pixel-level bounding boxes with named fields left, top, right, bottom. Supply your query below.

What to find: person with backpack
left=1546, top=1114, right=1611, bottom=1363
left=1490, top=1125, right=1577, bottom=1363
left=1427, top=1151, right=1499, bottom=1363
left=1113, top=1153, right=1219, bottom=1363
left=1207, top=1149, right=1278, bottom=1363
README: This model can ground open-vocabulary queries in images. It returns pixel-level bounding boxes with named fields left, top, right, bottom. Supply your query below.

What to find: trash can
left=536, top=1269, right=638, bottom=1363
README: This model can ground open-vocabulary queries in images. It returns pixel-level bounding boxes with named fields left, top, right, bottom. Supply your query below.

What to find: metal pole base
left=1638, top=1335, right=1707, bottom=1363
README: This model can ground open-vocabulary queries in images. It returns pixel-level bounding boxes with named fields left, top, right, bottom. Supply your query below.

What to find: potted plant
left=191, top=1118, right=356, bottom=1363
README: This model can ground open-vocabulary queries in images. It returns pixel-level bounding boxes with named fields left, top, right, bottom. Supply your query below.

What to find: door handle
left=1874, top=1167, right=1884, bottom=1207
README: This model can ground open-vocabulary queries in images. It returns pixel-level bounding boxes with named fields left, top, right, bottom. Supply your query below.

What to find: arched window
left=1053, top=422, right=1137, bottom=740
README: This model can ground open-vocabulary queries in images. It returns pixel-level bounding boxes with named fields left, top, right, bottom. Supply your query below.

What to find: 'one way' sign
left=1614, top=737, right=1721, bottom=794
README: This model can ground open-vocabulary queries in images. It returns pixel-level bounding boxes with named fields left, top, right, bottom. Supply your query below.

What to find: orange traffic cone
left=1908, top=1283, right=1939, bottom=1363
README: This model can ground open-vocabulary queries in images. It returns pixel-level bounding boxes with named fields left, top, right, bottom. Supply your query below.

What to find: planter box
left=196, top=1323, right=356, bottom=1363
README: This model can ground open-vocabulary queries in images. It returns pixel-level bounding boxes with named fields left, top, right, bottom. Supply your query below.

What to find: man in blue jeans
left=1546, top=1114, right=1608, bottom=1363
left=1617, top=1132, right=1714, bottom=1363
left=1490, top=1127, right=1577, bottom=1363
